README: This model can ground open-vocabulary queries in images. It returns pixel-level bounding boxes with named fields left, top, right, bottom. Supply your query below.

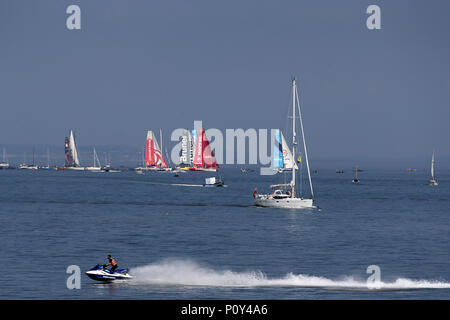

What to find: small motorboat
left=203, top=177, right=225, bottom=187
left=85, top=264, right=133, bottom=282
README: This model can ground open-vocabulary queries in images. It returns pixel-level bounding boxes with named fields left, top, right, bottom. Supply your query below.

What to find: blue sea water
left=0, top=166, right=449, bottom=299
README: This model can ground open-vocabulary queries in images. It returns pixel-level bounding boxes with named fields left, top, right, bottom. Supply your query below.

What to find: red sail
left=145, top=134, right=155, bottom=166
left=192, top=128, right=219, bottom=169
left=154, top=149, right=168, bottom=168
left=202, top=131, right=219, bottom=169
left=145, top=130, right=168, bottom=167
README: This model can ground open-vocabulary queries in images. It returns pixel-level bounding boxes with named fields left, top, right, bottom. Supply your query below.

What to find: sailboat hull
left=65, top=167, right=85, bottom=171
left=189, top=168, right=217, bottom=172
left=85, top=167, right=103, bottom=172
left=254, top=196, right=314, bottom=209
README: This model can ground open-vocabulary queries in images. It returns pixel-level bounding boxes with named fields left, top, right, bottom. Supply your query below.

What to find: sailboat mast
left=291, top=78, right=296, bottom=198
left=295, top=80, right=315, bottom=200
left=160, top=128, right=163, bottom=167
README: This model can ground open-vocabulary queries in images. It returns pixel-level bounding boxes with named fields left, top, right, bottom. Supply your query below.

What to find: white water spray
left=129, top=259, right=450, bottom=290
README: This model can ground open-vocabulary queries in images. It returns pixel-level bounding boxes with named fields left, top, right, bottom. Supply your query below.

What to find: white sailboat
left=65, top=130, right=84, bottom=170
left=0, top=148, right=10, bottom=169
left=352, top=167, right=360, bottom=183
left=428, top=151, right=438, bottom=186
left=39, top=147, right=53, bottom=170
left=254, top=77, right=315, bottom=209
left=85, top=147, right=102, bottom=171
left=18, top=147, right=38, bottom=170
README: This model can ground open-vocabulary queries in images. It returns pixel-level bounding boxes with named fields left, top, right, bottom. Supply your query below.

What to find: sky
left=0, top=0, right=449, bottom=164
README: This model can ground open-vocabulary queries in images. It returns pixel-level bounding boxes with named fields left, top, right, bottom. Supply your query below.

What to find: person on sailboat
left=104, top=255, right=118, bottom=273
left=253, top=188, right=258, bottom=198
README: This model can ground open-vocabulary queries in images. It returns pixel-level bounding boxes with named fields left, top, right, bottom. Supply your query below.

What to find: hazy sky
left=1, top=0, right=449, bottom=162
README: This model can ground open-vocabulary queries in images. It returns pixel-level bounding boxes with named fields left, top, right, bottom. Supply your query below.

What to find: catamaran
left=254, top=78, right=315, bottom=209
left=428, top=151, right=438, bottom=186
left=189, top=128, right=220, bottom=172
left=65, top=130, right=84, bottom=170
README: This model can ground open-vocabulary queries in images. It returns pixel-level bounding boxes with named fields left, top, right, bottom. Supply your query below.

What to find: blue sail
left=191, top=129, right=197, bottom=146
left=273, top=129, right=284, bottom=168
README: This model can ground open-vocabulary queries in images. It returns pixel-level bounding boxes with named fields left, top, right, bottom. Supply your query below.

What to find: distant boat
left=406, top=168, right=416, bottom=172
left=0, top=148, right=10, bottom=169
left=18, top=147, right=38, bottom=170
left=135, top=130, right=171, bottom=172
left=85, top=147, right=102, bottom=172
left=65, top=130, right=84, bottom=170
left=352, top=167, right=360, bottom=183
left=101, top=164, right=120, bottom=173
left=254, top=77, right=315, bottom=209
left=336, top=169, right=344, bottom=174
left=203, top=176, right=225, bottom=187
left=39, top=147, right=53, bottom=170
left=428, top=151, right=438, bottom=186
left=240, top=168, right=255, bottom=173
left=189, top=128, right=219, bottom=172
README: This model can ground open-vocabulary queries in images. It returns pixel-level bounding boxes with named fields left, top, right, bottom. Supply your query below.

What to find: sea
left=0, top=165, right=449, bottom=300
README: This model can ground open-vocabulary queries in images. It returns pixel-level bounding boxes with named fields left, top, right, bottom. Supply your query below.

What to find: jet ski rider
left=104, top=255, right=118, bottom=273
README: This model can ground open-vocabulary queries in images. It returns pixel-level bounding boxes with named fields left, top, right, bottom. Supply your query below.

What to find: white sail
left=180, top=129, right=193, bottom=166
left=280, top=131, right=298, bottom=170
left=69, top=130, right=81, bottom=167
left=93, top=148, right=101, bottom=167
left=431, top=151, right=435, bottom=179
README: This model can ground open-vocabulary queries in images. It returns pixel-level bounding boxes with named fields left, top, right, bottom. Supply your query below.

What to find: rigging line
left=295, top=80, right=314, bottom=200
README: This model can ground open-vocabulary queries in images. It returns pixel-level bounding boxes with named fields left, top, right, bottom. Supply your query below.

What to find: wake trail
left=128, top=259, right=450, bottom=291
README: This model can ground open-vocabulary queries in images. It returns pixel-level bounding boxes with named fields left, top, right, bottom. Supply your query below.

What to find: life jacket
left=110, top=258, right=117, bottom=266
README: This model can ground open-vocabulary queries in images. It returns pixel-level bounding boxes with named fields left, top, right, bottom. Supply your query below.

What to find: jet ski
left=85, top=264, right=133, bottom=282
